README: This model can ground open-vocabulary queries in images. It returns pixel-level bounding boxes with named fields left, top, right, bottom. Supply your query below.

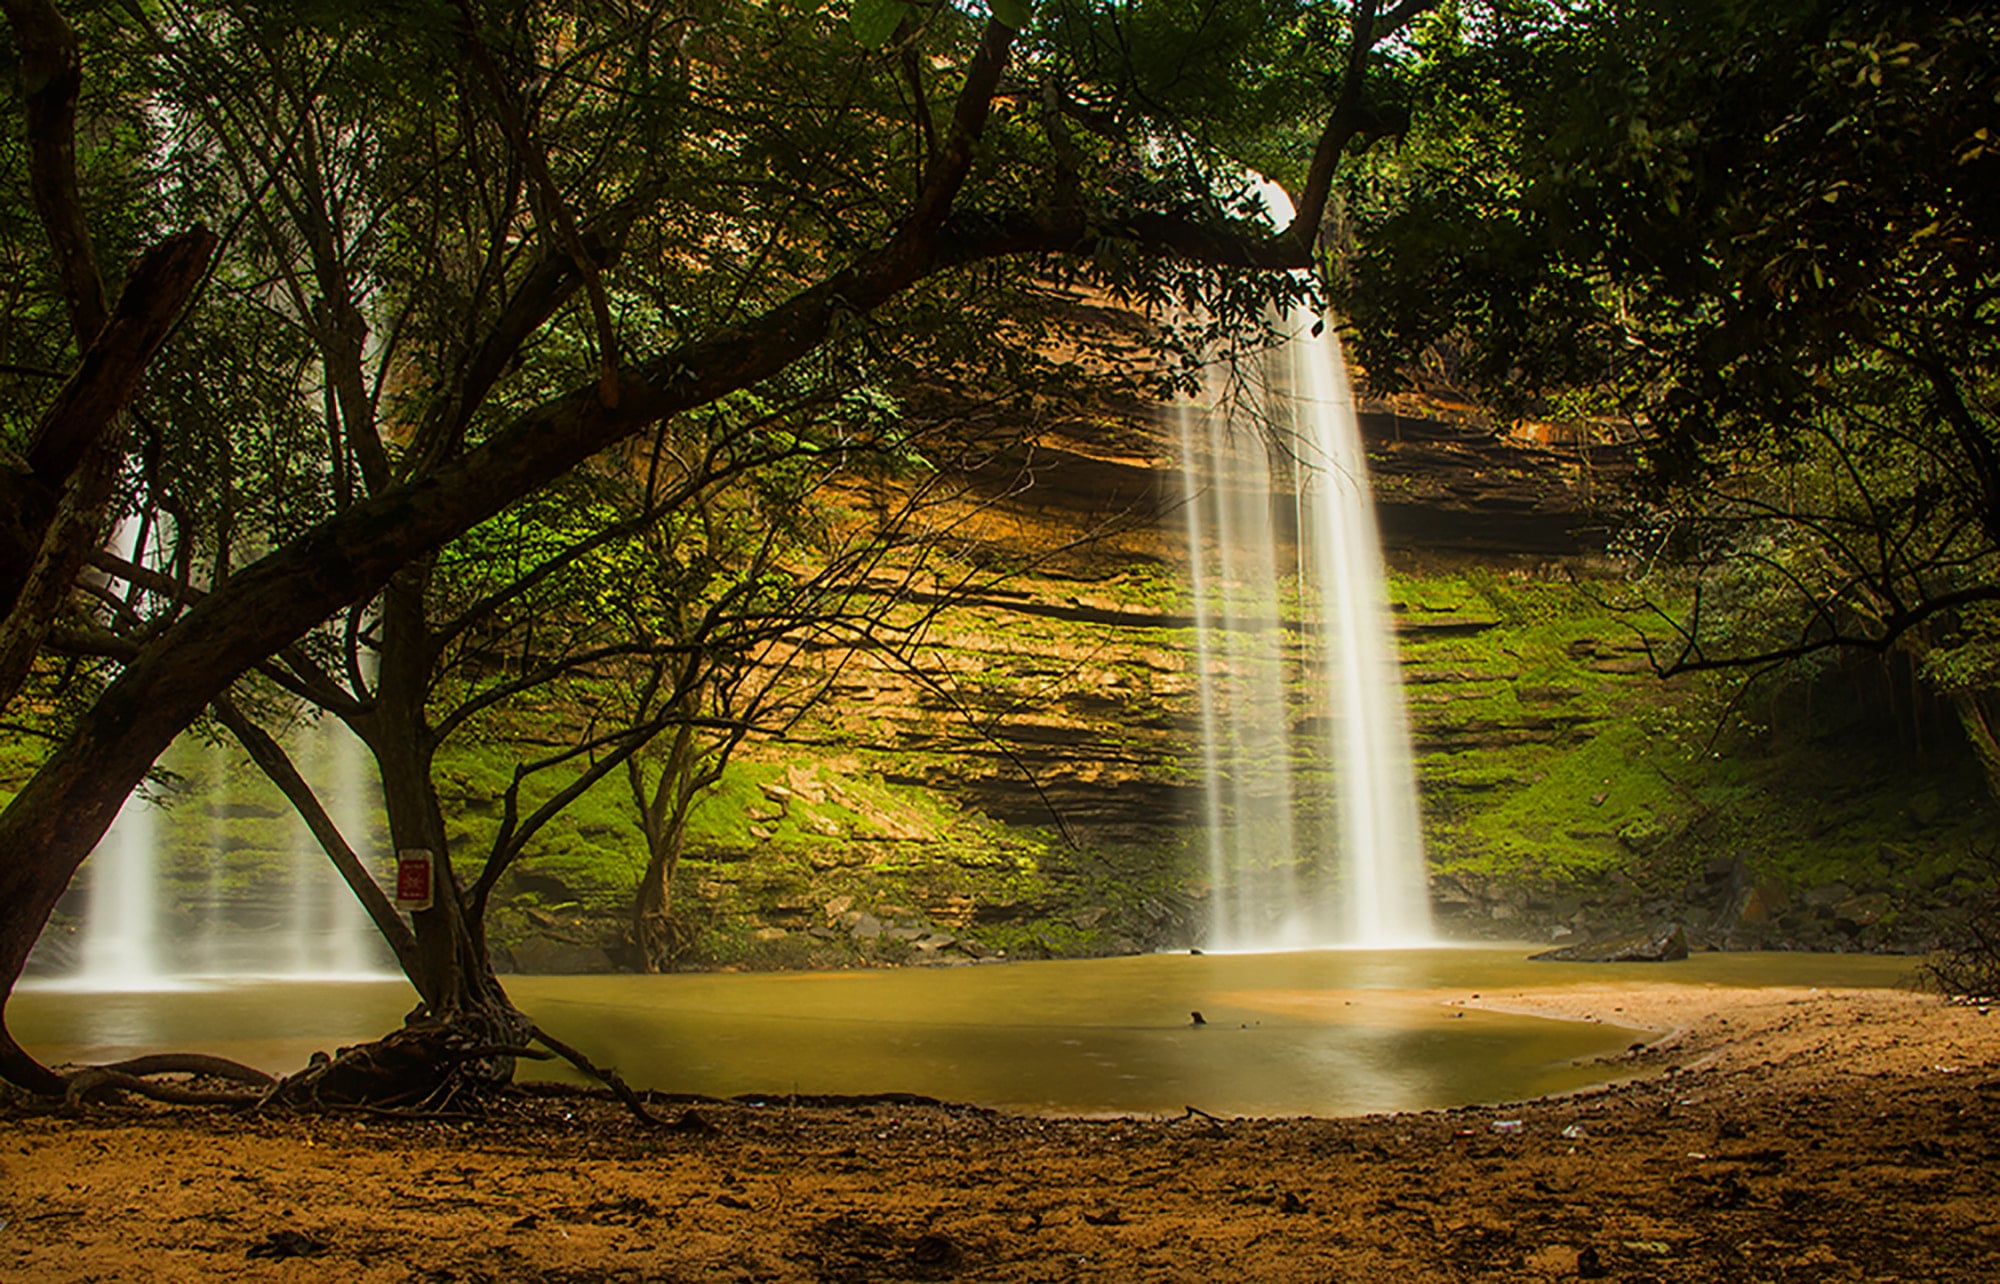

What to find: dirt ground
left=3, top=981, right=1997, bottom=1282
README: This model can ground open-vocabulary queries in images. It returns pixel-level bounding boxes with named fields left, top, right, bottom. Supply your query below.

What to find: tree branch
left=454, top=0, right=623, bottom=411
left=24, top=228, right=218, bottom=488
left=0, top=0, right=106, bottom=342
left=1292, top=0, right=1436, bottom=254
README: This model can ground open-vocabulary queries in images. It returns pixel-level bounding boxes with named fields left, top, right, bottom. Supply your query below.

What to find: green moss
left=1394, top=566, right=1996, bottom=902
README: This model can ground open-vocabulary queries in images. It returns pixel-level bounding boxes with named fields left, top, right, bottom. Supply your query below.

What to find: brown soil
left=4, top=983, right=1997, bottom=1281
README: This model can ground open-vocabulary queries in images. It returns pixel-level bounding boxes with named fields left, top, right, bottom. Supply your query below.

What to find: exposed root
left=527, top=1022, right=672, bottom=1129
left=64, top=1068, right=263, bottom=1107
left=100, top=1053, right=277, bottom=1086
left=267, top=1010, right=534, bottom=1112
left=53, top=1052, right=279, bottom=1107
left=23, top=1013, right=700, bottom=1128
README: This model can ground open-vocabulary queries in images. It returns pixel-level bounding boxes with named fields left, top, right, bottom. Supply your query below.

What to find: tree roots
left=62, top=1053, right=275, bottom=1107
left=32, top=1014, right=700, bottom=1130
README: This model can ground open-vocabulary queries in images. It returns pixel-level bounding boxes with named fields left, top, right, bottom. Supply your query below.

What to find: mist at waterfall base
left=1178, top=296, right=1433, bottom=952
left=41, top=718, right=394, bottom=991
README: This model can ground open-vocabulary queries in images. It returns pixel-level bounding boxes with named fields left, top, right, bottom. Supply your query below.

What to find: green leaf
left=990, top=0, right=1035, bottom=30
left=850, top=0, right=908, bottom=48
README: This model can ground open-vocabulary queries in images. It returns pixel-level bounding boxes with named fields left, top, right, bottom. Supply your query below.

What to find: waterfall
left=71, top=517, right=170, bottom=986
left=57, top=630, right=391, bottom=983
left=59, top=721, right=392, bottom=987
left=75, top=789, right=168, bottom=987
left=1288, top=318, right=1432, bottom=946
left=1179, top=222, right=1432, bottom=949
left=285, top=711, right=388, bottom=977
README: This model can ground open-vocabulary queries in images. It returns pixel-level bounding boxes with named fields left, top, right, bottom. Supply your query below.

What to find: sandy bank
left=3, top=982, right=1996, bottom=1281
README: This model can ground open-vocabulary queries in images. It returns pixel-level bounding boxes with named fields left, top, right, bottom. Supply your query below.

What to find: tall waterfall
left=1178, top=295, right=1432, bottom=950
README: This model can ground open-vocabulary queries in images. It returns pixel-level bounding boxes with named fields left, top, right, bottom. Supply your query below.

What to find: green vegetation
left=1394, top=568, right=1996, bottom=924
left=17, top=527, right=1993, bottom=973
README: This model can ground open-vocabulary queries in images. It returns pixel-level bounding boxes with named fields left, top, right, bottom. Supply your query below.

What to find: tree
left=0, top=0, right=1445, bottom=1096
left=1332, top=1, right=2000, bottom=790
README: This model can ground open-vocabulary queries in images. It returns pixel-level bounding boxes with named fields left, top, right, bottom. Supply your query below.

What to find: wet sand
left=4, top=981, right=1997, bottom=1280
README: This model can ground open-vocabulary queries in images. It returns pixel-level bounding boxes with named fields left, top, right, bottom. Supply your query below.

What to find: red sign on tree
left=396, top=850, right=433, bottom=911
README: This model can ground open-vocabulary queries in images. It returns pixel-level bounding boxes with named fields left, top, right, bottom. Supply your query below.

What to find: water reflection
left=11, top=948, right=1922, bottom=1116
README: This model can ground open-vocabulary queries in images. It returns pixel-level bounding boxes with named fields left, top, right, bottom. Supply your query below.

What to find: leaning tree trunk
left=279, top=561, right=531, bottom=1107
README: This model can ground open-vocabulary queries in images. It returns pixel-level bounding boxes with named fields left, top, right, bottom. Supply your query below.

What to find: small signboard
left=395, top=849, right=434, bottom=911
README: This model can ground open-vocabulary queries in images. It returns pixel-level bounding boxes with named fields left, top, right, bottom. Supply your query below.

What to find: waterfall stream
left=1178, top=277, right=1432, bottom=949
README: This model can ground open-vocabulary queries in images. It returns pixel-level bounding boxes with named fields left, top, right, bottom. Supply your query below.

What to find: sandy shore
left=3, top=981, right=1997, bottom=1281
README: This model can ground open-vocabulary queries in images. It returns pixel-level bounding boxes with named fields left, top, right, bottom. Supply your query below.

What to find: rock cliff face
left=19, top=310, right=1988, bottom=978
left=498, top=381, right=1665, bottom=971
left=555, top=360, right=1993, bottom=970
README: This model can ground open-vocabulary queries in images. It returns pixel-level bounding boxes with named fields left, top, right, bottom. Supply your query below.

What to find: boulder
left=1733, top=880, right=1789, bottom=925
left=1530, top=923, right=1688, bottom=964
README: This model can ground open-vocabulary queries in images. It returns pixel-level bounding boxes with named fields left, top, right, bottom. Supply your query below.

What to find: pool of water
left=11, top=947, right=1923, bottom=1116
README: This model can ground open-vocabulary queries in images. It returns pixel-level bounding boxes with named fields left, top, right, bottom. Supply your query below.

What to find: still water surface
left=13, top=948, right=1921, bottom=1116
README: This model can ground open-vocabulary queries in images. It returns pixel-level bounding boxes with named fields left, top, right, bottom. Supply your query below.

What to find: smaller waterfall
left=56, top=717, right=392, bottom=988
left=283, top=714, right=387, bottom=977
left=75, top=790, right=168, bottom=987
left=45, top=524, right=389, bottom=987
left=1178, top=396, right=1300, bottom=948
left=1179, top=199, right=1432, bottom=949
left=70, top=516, right=171, bottom=986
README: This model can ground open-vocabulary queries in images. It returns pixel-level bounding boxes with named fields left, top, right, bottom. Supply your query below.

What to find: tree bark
left=632, top=818, right=689, bottom=973
left=365, top=561, right=517, bottom=1035
left=0, top=229, right=216, bottom=713
left=630, top=697, right=704, bottom=973
left=1, top=0, right=107, bottom=342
